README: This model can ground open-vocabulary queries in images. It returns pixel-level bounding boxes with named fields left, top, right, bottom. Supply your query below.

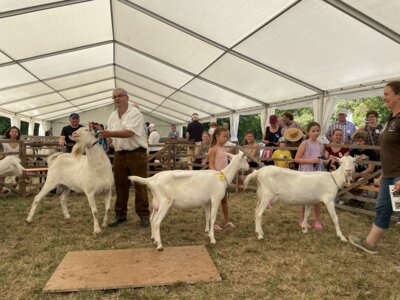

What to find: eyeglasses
left=112, top=94, right=127, bottom=100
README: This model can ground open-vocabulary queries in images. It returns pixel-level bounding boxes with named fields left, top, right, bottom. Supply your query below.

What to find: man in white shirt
left=99, top=88, right=149, bottom=227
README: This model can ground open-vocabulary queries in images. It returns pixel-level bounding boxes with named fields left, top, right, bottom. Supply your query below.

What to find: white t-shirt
left=107, top=106, right=148, bottom=151
left=148, top=130, right=163, bottom=152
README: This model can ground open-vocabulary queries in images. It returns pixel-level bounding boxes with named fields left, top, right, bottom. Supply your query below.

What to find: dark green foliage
left=0, top=116, right=11, bottom=135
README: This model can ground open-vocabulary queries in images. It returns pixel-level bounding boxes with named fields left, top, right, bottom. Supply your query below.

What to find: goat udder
left=152, top=198, right=159, bottom=210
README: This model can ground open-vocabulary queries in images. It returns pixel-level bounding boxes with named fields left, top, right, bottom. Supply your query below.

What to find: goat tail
left=243, top=170, right=259, bottom=191
left=128, top=175, right=150, bottom=186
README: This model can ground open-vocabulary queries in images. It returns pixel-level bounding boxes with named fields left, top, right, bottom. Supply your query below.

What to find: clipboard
left=389, top=185, right=400, bottom=212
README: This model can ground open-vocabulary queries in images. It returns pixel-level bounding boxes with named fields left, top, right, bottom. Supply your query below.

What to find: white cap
left=337, top=108, right=347, bottom=115
left=148, top=123, right=156, bottom=128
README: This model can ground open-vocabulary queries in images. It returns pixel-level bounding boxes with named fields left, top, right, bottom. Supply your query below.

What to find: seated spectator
left=168, top=124, right=179, bottom=139
left=0, top=126, right=21, bottom=192
left=243, top=131, right=260, bottom=168
left=194, top=131, right=211, bottom=170
left=261, top=114, right=281, bottom=166
left=272, top=137, right=292, bottom=168
left=325, top=128, right=349, bottom=171
left=350, top=131, right=377, bottom=182
left=325, top=108, right=356, bottom=144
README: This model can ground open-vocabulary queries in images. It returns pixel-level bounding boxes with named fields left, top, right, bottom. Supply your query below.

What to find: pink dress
left=298, top=140, right=324, bottom=172
left=214, top=146, right=228, bottom=171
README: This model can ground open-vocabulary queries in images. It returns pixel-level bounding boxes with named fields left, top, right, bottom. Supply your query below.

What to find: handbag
left=261, top=148, right=273, bottom=159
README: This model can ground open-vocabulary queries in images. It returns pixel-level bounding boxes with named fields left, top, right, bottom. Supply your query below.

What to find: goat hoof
left=257, top=235, right=264, bottom=240
left=157, top=246, right=163, bottom=251
left=94, top=228, right=101, bottom=235
left=340, top=237, right=348, bottom=242
left=101, top=222, right=107, bottom=228
left=210, top=240, right=216, bottom=245
left=25, top=218, right=33, bottom=224
left=64, top=215, right=71, bottom=219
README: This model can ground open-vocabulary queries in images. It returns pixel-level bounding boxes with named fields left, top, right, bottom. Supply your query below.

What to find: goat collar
left=218, top=171, right=229, bottom=187
left=88, top=140, right=100, bottom=148
left=330, top=173, right=341, bottom=190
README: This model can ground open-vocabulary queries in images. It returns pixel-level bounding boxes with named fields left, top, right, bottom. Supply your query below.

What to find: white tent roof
left=0, top=0, right=399, bottom=124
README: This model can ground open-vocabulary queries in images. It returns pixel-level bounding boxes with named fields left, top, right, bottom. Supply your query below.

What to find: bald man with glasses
left=99, top=88, right=150, bottom=227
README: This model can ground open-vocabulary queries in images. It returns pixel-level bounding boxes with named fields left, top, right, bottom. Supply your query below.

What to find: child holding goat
left=295, top=122, right=327, bottom=231
left=208, top=127, right=235, bottom=231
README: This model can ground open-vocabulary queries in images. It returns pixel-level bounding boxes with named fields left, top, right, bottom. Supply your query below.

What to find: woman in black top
left=261, top=115, right=281, bottom=165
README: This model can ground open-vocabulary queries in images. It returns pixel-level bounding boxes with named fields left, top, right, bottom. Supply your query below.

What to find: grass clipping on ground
left=0, top=190, right=399, bottom=300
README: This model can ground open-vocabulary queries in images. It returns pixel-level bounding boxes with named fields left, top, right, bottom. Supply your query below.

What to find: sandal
left=225, top=222, right=236, bottom=229
left=214, top=224, right=223, bottom=232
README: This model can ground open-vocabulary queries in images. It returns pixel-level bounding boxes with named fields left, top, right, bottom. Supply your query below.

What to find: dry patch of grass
left=1, top=190, right=400, bottom=299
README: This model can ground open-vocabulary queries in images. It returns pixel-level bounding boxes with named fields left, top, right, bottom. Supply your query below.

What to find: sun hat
left=283, top=128, right=303, bottom=142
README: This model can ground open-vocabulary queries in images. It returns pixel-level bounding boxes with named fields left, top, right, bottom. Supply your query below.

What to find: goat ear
left=355, top=154, right=367, bottom=163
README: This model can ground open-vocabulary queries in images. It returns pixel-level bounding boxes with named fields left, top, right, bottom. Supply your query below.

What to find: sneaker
left=349, top=235, right=378, bottom=255
left=108, top=217, right=127, bottom=227
left=140, top=216, right=150, bottom=227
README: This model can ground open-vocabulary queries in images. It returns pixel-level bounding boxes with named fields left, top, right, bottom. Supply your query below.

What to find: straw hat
left=283, top=128, right=303, bottom=142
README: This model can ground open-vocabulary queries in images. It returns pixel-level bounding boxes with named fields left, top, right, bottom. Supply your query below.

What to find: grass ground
left=1, top=190, right=400, bottom=300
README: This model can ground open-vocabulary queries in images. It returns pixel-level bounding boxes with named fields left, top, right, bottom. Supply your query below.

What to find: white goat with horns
left=129, top=151, right=249, bottom=250
left=26, top=126, right=114, bottom=234
left=243, top=155, right=362, bottom=242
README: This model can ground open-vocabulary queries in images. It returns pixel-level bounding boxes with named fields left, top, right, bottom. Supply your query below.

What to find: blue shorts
left=374, top=177, right=400, bottom=229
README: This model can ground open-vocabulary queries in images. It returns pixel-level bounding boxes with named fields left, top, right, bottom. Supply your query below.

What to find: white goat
left=129, top=152, right=249, bottom=250
left=26, top=127, right=114, bottom=234
left=243, top=156, right=361, bottom=242
left=0, top=156, right=24, bottom=185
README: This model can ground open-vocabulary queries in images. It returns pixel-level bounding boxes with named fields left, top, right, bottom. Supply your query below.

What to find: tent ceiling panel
left=0, top=64, right=36, bottom=89
left=2, top=93, right=64, bottom=113
left=202, top=53, right=316, bottom=103
left=130, top=99, right=158, bottom=110
left=0, top=52, right=11, bottom=64
left=155, top=106, right=188, bottom=121
left=0, top=82, right=53, bottom=104
left=170, top=91, right=227, bottom=115
left=77, top=99, right=112, bottom=111
left=0, top=0, right=112, bottom=60
left=0, top=0, right=65, bottom=12
left=127, top=0, right=296, bottom=47
left=70, top=91, right=112, bottom=106
left=45, top=65, right=114, bottom=90
left=234, top=0, right=400, bottom=90
left=41, top=108, right=79, bottom=120
left=60, top=79, right=115, bottom=100
left=24, top=102, right=73, bottom=117
left=148, top=110, right=185, bottom=124
left=343, top=0, right=400, bottom=34
left=115, top=66, right=175, bottom=97
left=116, top=79, right=166, bottom=105
left=21, top=43, right=113, bottom=79
left=115, top=44, right=193, bottom=88
left=182, top=78, right=261, bottom=111
left=114, top=1, right=224, bottom=74
left=161, top=99, right=211, bottom=118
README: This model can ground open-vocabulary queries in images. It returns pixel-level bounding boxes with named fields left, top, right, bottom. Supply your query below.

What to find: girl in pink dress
left=208, top=127, right=235, bottom=231
left=295, top=122, right=326, bottom=230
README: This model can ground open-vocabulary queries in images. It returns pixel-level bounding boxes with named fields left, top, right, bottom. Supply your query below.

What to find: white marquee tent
left=0, top=0, right=399, bottom=140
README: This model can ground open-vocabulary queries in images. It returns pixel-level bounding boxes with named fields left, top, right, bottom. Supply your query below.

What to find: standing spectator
left=208, top=127, right=235, bottom=230
left=294, top=122, right=326, bottom=231
left=222, top=122, right=231, bottom=141
left=45, top=128, right=53, bottom=136
left=349, top=81, right=400, bottom=254
left=148, top=124, right=162, bottom=174
left=99, top=88, right=149, bottom=227
left=262, top=115, right=281, bottom=165
left=186, top=113, right=204, bottom=170
left=358, top=110, right=384, bottom=146
left=325, top=108, right=356, bottom=144
left=243, top=131, right=260, bottom=168
left=208, top=122, right=218, bottom=136
left=58, top=113, right=83, bottom=153
left=168, top=124, right=179, bottom=139
left=280, top=112, right=302, bottom=135
left=272, top=137, right=292, bottom=169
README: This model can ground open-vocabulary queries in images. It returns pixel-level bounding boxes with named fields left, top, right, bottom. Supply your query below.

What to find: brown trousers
left=113, top=148, right=149, bottom=218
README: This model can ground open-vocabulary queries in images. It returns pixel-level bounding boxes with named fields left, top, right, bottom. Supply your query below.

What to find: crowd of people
left=0, top=82, right=399, bottom=256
